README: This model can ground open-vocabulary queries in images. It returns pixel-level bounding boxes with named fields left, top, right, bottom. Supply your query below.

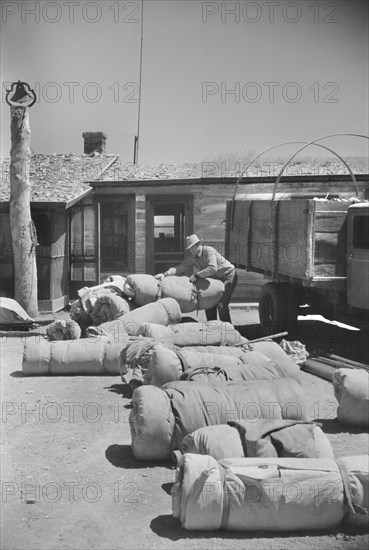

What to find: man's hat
left=186, top=234, right=201, bottom=250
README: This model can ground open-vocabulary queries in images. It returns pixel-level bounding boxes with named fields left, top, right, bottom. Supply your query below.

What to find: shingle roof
left=1, top=153, right=368, bottom=202
left=0, top=153, right=120, bottom=203
left=99, top=157, right=369, bottom=181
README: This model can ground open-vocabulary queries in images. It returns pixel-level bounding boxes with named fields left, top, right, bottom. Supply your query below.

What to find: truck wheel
left=259, top=283, right=287, bottom=336
left=281, top=283, right=299, bottom=340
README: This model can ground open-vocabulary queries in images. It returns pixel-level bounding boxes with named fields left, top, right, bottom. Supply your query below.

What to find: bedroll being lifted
left=124, top=274, right=224, bottom=312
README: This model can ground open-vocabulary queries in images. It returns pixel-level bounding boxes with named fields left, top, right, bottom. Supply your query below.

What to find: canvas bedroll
left=129, top=379, right=307, bottom=460
left=124, top=274, right=159, bottom=306
left=125, top=274, right=224, bottom=312
left=87, top=298, right=182, bottom=338
left=137, top=321, right=246, bottom=346
left=89, top=294, right=132, bottom=324
left=86, top=318, right=129, bottom=340
left=46, top=319, right=81, bottom=341
left=182, top=419, right=334, bottom=460
left=22, top=335, right=129, bottom=375
left=332, top=368, right=369, bottom=427
left=172, top=453, right=369, bottom=531
left=119, top=322, right=248, bottom=378
left=144, top=340, right=301, bottom=387
left=160, top=276, right=224, bottom=312
left=70, top=277, right=128, bottom=333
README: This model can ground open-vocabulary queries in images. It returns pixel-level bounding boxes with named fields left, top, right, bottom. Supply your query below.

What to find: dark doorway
left=99, top=196, right=135, bottom=280
left=146, top=196, right=194, bottom=274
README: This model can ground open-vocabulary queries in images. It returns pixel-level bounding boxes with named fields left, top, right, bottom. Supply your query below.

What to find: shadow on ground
left=237, top=318, right=369, bottom=365
left=149, top=515, right=362, bottom=541
left=105, top=444, right=173, bottom=470
left=315, top=418, right=369, bottom=435
left=104, top=383, right=132, bottom=398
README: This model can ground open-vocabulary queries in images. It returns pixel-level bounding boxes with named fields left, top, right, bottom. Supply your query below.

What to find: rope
left=336, top=458, right=368, bottom=522
left=217, top=462, right=230, bottom=529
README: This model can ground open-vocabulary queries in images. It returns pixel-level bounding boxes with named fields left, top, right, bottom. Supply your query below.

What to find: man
left=155, top=234, right=238, bottom=323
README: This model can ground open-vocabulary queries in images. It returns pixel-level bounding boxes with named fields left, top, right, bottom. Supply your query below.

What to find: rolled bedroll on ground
left=124, top=274, right=159, bottom=306
left=144, top=340, right=301, bottom=387
left=182, top=419, right=334, bottom=460
left=120, top=339, right=249, bottom=376
left=129, top=379, right=308, bottom=460
left=86, top=318, right=129, bottom=340
left=137, top=320, right=246, bottom=346
left=119, top=323, right=249, bottom=377
left=86, top=297, right=182, bottom=338
left=88, top=294, right=133, bottom=324
left=22, top=335, right=129, bottom=375
left=46, top=319, right=81, bottom=340
left=172, top=454, right=369, bottom=531
left=332, top=368, right=369, bottom=428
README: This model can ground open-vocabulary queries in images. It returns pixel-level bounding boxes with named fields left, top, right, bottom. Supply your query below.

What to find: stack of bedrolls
left=126, top=322, right=369, bottom=532
left=21, top=273, right=223, bottom=375
left=127, top=323, right=320, bottom=461
left=121, top=292, right=369, bottom=533
left=21, top=273, right=369, bottom=533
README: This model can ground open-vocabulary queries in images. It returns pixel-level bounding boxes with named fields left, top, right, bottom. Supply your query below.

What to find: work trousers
left=205, top=269, right=238, bottom=324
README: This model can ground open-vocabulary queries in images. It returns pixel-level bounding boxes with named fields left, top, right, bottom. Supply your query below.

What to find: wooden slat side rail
left=313, top=205, right=349, bottom=278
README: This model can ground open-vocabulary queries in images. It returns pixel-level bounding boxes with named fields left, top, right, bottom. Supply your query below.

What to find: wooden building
left=87, top=168, right=369, bottom=303
left=1, top=132, right=368, bottom=310
left=0, top=144, right=120, bottom=311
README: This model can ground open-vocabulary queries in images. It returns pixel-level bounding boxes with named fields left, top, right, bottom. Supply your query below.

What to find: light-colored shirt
left=166, top=245, right=234, bottom=280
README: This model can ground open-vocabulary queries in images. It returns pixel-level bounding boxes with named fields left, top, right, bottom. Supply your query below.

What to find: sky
left=1, top=0, right=368, bottom=165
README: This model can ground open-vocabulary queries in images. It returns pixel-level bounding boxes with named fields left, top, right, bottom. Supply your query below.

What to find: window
left=353, top=215, right=369, bottom=250
left=100, top=202, right=129, bottom=270
left=154, top=215, right=175, bottom=239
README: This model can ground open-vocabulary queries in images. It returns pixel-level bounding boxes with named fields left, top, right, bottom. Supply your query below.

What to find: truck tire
left=281, top=283, right=300, bottom=340
left=259, top=283, right=287, bottom=336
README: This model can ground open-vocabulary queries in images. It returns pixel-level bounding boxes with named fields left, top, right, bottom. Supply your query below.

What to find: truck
left=225, top=192, right=369, bottom=337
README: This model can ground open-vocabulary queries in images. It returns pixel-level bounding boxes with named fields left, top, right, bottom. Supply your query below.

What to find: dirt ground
left=1, top=306, right=369, bottom=550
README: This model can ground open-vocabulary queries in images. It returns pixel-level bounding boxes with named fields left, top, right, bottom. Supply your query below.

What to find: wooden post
left=9, top=105, right=39, bottom=317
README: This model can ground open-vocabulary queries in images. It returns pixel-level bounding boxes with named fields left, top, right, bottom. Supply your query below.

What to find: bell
left=11, top=82, right=33, bottom=103
left=6, top=81, right=36, bottom=107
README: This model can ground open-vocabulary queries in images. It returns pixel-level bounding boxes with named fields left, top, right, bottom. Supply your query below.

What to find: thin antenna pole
left=135, top=0, right=144, bottom=165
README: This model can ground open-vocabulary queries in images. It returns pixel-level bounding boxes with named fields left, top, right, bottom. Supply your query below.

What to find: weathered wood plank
left=313, top=263, right=347, bottom=277
left=249, top=201, right=274, bottom=272
left=226, top=200, right=251, bottom=266
left=277, top=200, right=311, bottom=278
left=315, top=202, right=352, bottom=212
left=315, top=211, right=348, bottom=232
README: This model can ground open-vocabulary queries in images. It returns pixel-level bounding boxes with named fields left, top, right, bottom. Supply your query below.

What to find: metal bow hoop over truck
left=225, top=134, right=369, bottom=336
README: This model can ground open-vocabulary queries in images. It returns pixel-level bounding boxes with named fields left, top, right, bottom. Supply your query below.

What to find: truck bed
left=226, top=198, right=351, bottom=285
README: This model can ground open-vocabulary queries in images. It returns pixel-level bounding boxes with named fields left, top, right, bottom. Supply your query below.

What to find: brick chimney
left=82, top=132, right=107, bottom=154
